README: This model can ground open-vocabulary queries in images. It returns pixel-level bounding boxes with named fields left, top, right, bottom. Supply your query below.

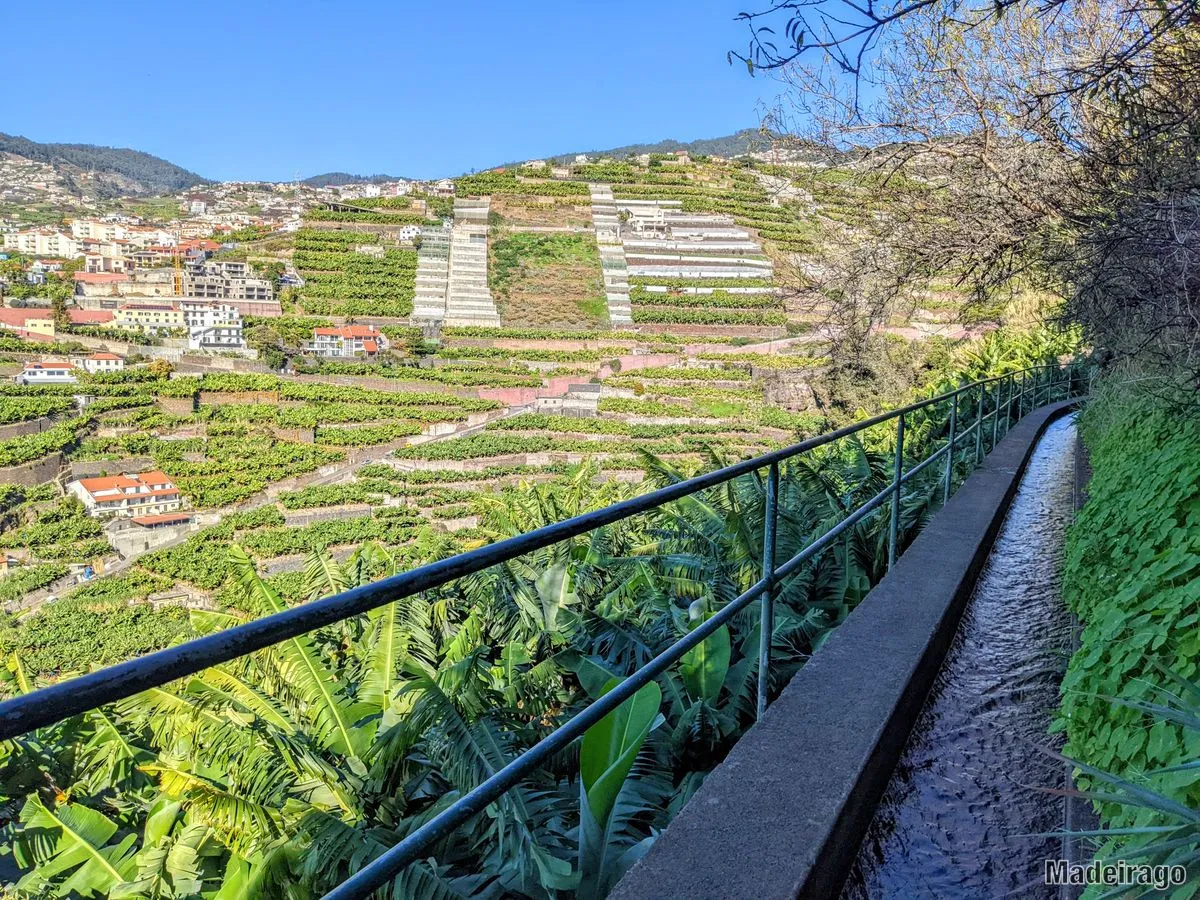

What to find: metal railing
left=0, top=362, right=1087, bottom=898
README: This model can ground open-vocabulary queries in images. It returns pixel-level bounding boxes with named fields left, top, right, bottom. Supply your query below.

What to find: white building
left=68, top=471, right=182, bottom=519
left=2, top=229, right=82, bottom=258
left=15, top=361, right=77, bottom=385
left=181, top=299, right=246, bottom=350
left=69, top=352, right=125, bottom=375
left=397, top=224, right=422, bottom=244
left=309, top=325, right=387, bottom=358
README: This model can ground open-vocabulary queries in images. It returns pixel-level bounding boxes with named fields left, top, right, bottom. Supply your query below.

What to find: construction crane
left=172, top=230, right=183, bottom=295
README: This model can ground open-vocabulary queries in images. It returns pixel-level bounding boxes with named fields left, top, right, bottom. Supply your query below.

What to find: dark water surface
left=843, top=416, right=1077, bottom=900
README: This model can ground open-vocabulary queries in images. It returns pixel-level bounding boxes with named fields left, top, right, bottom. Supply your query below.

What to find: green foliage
left=277, top=483, right=383, bottom=510
left=0, top=572, right=182, bottom=679
left=291, top=230, right=418, bottom=317
left=457, top=171, right=590, bottom=196
left=2, top=403, right=960, bottom=896
left=0, top=417, right=88, bottom=467
left=314, top=422, right=422, bottom=446
left=0, top=563, right=68, bottom=604
left=1056, top=386, right=1200, bottom=837
left=0, top=495, right=108, bottom=563
left=0, top=396, right=74, bottom=424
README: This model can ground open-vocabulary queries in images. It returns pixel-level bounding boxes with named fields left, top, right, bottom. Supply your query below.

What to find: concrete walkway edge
left=610, top=399, right=1082, bottom=900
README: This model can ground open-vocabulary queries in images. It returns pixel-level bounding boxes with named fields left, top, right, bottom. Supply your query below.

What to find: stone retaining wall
left=0, top=452, right=65, bottom=487
left=0, top=415, right=59, bottom=442
left=70, top=457, right=156, bottom=478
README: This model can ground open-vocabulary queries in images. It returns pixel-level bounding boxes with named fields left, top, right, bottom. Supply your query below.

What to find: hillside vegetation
left=0, top=132, right=209, bottom=196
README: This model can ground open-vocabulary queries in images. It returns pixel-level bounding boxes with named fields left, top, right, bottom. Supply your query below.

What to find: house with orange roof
left=68, top=352, right=125, bottom=375
left=67, top=470, right=182, bottom=519
left=308, top=324, right=388, bottom=359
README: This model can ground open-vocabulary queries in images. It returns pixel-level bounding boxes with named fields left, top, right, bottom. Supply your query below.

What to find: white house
left=181, top=299, right=246, bottom=350
left=68, top=471, right=182, bottom=519
left=69, top=352, right=125, bottom=375
left=16, top=361, right=77, bottom=385
left=397, top=224, right=422, bottom=244
left=309, top=325, right=387, bottom=358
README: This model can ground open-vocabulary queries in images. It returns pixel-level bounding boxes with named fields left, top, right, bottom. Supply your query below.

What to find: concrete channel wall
left=611, top=399, right=1082, bottom=900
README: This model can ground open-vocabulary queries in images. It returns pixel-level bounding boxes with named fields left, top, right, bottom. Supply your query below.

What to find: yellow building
left=113, top=303, right=184, bottom=335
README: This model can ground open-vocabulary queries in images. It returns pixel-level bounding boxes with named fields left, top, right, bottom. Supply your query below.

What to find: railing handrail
left=0, top=362, right=1083, bottom=899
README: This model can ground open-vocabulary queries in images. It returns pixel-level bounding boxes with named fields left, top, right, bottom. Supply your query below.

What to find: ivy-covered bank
left=1055, top=387, right=1200, bottom=866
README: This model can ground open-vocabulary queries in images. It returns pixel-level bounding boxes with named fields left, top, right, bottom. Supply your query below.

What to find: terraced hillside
left=0, top=152, right=1005, bottom=615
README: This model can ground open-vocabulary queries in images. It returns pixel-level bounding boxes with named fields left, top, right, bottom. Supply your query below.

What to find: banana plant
left=577, top=678, right=663, bottom=900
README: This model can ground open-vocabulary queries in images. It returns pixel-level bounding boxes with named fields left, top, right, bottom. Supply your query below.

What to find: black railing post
left=887, top=413, right=905, bottom=571
left=974, top=381, right=985, bottom=464
left=943, top=391, right=958, bottom=505
left=756, top=462, right=779, bottom=720
left=991, top=379, right=1001, bottom=450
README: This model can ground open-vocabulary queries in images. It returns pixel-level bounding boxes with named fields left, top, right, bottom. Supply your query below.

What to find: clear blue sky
left=4, top=1, right=776, bottom=182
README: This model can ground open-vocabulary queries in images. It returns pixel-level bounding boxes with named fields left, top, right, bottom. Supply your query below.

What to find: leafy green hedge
left=1055, top=395, right=1200, bottom=834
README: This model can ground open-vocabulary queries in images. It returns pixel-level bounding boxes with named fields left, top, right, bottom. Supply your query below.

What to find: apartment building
left=309, top=325, right=387, bottom=358
left=68, top=471, right=182, bottom=519
left=2, top=229, right=82, bottom=257
left=181, top=299, right=246, bottom=350
left=70, top=220, right=175, bottom=248
left=114, top=303, right=184, bottom=335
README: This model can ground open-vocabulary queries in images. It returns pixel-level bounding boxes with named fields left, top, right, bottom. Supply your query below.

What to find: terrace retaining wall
left=0, top=415, right=59, bottom=442
left=0, top=452, right=65, bottom=487
left=69, top=457, right=157, bottom=479
left=157, top=396, right=197, bottom=415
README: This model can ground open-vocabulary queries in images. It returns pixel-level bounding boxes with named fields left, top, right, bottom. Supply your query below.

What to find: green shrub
left=1056, top=387, right=1200, bottom=835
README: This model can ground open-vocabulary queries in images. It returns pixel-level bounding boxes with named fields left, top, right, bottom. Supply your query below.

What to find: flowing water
left=843, top=416, right=1077, bottom=900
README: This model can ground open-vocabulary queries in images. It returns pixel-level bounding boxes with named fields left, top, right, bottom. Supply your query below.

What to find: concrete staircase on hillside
left=412, top=224, right=450, bottom=322
left=589, top=185, right=633, bottom=327
left=444, top=198, right=501, bottom=327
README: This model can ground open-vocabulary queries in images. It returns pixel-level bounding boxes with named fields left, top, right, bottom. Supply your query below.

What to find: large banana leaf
left=578, top=678, right=663, bottom=900
left=230, top=544, right=371, bottom=758
left=14, top=796, right=138, bottom=898
left=580, top=678, right=662, bottom=833
left=536, top=562, right=579, bottom=634
left=678, top=614, right=732, bottom=703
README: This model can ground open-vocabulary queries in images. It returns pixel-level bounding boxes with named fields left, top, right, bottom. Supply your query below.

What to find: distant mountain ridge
left=301, top=172, right=413, bottom=187
left=538, top=128, right=779, bottom=165
left=0, top=133, right=210, bottom=196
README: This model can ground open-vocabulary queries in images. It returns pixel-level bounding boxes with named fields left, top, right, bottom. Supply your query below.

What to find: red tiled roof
left=78, top=475, right=140, bottom=492
left=0, top=309, right=52, bottom=327
left=68, top=310, right=115, bottom=325
left=23, top=360, right=75, bottom=371
left=362, top=340, right=378, bottom=352
left=313, top=325, right=381, bottom=338
left=88, top=352, right=122, bottom=360
left=74, top=272, right=130, bottom=284
left=76, top=471, right=178, bottom=497
left=132, top=513, right=191, bottom=527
